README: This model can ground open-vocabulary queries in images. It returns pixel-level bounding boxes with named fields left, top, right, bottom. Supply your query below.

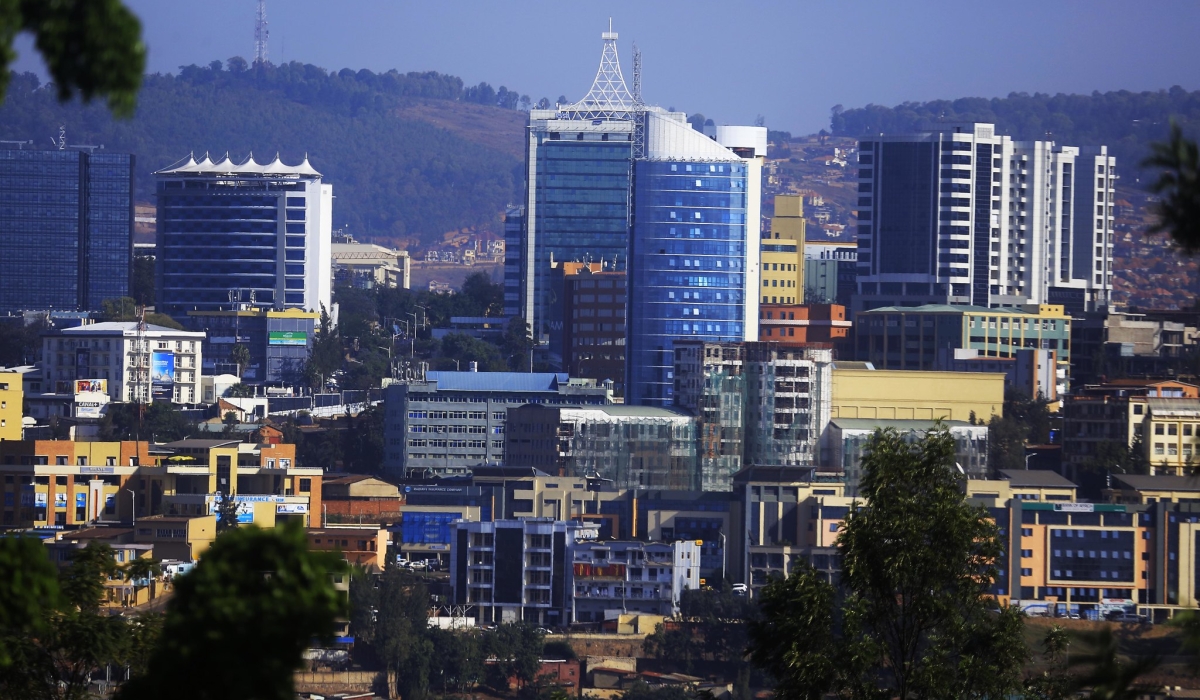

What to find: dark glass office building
left=0, top=146, right=133, bottom=312
left=155, top=154, right=332, bottom=319
left=522, top=126, right=633, bottom=360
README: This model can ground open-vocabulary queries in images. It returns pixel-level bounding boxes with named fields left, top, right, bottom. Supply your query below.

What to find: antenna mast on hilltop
left=254, top=0, right=269, bottom=65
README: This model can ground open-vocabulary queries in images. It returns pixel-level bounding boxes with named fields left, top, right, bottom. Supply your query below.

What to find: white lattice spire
left=559, top=19, right=636, bottom=120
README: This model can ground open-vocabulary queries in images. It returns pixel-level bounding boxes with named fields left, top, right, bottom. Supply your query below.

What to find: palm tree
left=122, top=557, right=162, bottom=605
left=230, top=343, right=251, bottom=378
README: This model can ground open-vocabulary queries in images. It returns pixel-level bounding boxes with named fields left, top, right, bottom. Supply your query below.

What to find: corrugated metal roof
left=426, top=371, right=568, bottom=393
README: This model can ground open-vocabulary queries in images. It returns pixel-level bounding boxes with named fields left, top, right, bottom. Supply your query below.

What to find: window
left=1155, top=424, right=1165, bottom=435
left=1021, top=527, right=1033, bottom=537
left=1021, top=568, right=1033, bottom=576
left=299, top=478, right=311, bottom=493
left=1020, top=549, right=1033, bottom=558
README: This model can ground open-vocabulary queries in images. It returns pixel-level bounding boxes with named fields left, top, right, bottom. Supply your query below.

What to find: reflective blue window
left=627, top=160, right=748, bottom=407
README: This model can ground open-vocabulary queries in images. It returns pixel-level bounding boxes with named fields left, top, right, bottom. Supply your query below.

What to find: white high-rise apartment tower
left=853, top=123, right=1113, bottom=315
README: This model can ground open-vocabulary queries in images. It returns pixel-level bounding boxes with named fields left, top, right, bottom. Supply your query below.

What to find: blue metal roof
left=426, top=371, right=568, bottom=393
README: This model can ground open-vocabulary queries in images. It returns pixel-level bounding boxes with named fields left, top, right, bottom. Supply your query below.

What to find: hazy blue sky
left=13, top=0, right=1200, bottom=134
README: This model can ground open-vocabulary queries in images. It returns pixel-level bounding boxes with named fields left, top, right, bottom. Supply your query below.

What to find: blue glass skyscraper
left=518, top=25, right=766, bottom=404
left=0, top=145, right=133, bottom=312
left=625, top=116, right=760, bottom=406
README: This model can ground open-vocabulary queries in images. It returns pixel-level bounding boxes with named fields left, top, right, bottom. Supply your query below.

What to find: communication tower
left=254, top=0, right=269, bottom=65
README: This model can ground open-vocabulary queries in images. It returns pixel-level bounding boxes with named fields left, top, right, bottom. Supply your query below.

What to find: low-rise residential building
left=383, top=371, right=612, bottom=478
left=571, top=539, right=700, bottom=621
left=1140, top=398, right=1200, bottom=475
left=46, top=528, right=159, bottom=607
left=134, top=513, right=216, bottom=561
left=41, top=321, right=205, bottom=404
left=1061, top=380, right=1200, bottom=479
left=448, top=518, right=700, bottom=625
left=306, top=525, right=390, bottom=571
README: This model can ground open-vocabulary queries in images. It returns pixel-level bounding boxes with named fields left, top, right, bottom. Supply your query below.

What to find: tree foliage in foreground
left=747, top=427, right=1026, bottom=700
left=1145, top=121, right=1200, bottom=255
left=116, top=524, right=347, bottom=700
left=0, top=0, right=144, bottom=115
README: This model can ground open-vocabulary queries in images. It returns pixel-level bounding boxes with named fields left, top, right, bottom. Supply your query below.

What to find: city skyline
left=8, top=0, right=1200, bottom=135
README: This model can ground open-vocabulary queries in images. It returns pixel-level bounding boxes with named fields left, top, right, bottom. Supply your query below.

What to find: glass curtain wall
left=531, top=139, right=632, bottom=359
left=627, top=160, right=748, bottom=406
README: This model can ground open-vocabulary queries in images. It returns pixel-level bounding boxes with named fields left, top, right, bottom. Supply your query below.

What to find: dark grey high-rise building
left=0, top=146, right=133, bottom=312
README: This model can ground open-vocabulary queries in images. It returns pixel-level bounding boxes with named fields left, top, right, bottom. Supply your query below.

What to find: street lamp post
left=1025, top=452, right=1039, bottom=469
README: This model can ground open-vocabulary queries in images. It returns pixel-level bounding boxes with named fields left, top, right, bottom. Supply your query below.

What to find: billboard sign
left=151, top=351, right=175, bottom=400
left=268, top=331, right=307, bottom=346
left=74, top=379, right=110, bottom=419
left=276, top=503, right=309, bottom=514
left=75, top=379, right=107, bottom=395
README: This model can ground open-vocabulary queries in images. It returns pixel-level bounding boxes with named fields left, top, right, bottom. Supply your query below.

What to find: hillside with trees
left=830, top=87, right=1200, bottom=184
left=0, top=61, right=543, bottom=250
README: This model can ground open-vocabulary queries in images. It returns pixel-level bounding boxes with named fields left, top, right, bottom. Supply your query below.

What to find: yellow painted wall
left=764, top=195, right=806, bottom=303
left=760, top=249, right=803, bottom=304
left=832, top=368, right=1005, bottom=422
left=0, top=371, right=23, bottom=441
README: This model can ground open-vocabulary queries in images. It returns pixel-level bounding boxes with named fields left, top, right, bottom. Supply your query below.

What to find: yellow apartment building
left=0, top=370, right=22, bottom=440
left=761, top=195, right=806, bottom=305
left=1136, top=398, right=1200, bottom=475
left=831, top=365, right=1005, bottom=423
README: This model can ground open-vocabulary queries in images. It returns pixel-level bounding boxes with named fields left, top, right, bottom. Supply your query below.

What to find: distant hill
left=830, top=87, right=1200, bottom=184
left=0, top=62, right=536, bottom=250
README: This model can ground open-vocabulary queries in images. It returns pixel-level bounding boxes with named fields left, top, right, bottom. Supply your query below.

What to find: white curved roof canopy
left=155, top=152, right=323, bottom=177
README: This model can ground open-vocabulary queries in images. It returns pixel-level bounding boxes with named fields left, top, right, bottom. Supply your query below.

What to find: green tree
left=226, top=382, right=255, bottom=398
left=0, top=536, right=59, bottom=666
left=430, top=627, right=484, bottom=693
left=229, top=343, right=251, bottom=378
left=306, top=305, right=344, bottom=389
left=0, top=0, right=145, bottom=115
left=747, top=427, right=1027, bottom=700
left=214, top=493, right=240, bottom=533
left=488, top=622, right=544, bottom=690
left=121, top=557, right=161, bottom=604
left=643, top=622, right=702, bottom=675
left=116, top=524, right=348, bottom=700
left=1145, top=121, right=1200, bottom=254
left=461, top=271, right=503, bottom=317
left=373, top=568, right=433, bottom=700
left=502, top=316, right=534, bottom=371
left=0, top=541, right=130, bottom=699
left=130, top=256, right=154, bottom=306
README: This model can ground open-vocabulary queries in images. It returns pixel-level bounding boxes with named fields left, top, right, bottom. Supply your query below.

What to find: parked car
left=1109, top=613, right=1147, bottom=623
